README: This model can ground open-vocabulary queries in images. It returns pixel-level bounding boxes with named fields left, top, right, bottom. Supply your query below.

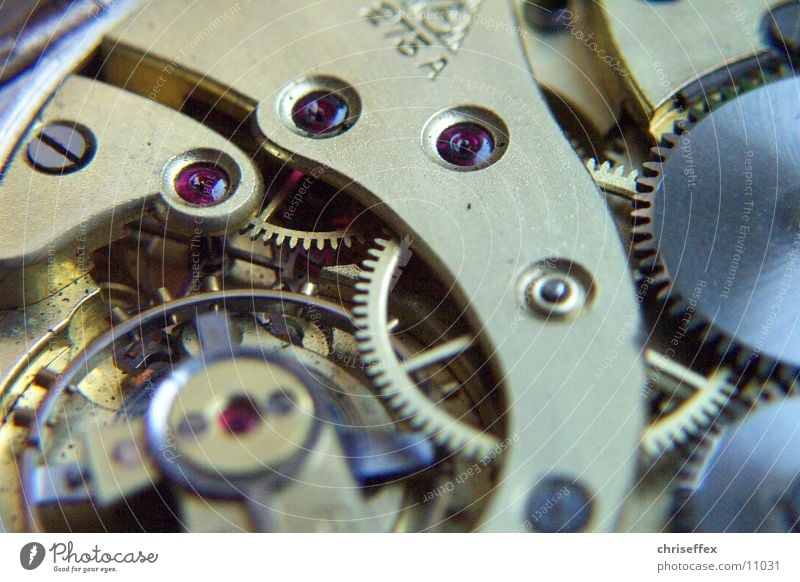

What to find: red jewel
left=174, top=163, right=229, bottom=205
left=436, top=122, right=495, bottom=167
left=218, top=398, right=260, bottom=435
left=292, top=91, right=349, bottom=134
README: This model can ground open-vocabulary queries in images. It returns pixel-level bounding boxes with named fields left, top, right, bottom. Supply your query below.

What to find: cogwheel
left=670, top=396, right=800, bottom=532
left=244, top=171, right=360, bottom=251
left=672, top=375, right=790, bottom=494
left=632, top=65, right=800, bottom=386
left=649, top=60, right=793, bottom=138
left=586, top=158, right=638, bottom=200
left=641, top=350, right=737, bottom=459
left=351, top=238, right=500, bottom=459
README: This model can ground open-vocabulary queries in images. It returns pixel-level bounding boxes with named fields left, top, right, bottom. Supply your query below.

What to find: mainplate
left=1, top=0, right=798, bottom=533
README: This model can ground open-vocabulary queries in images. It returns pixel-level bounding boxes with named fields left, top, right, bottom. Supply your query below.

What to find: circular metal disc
left=654, top=77, right=800, bottom=366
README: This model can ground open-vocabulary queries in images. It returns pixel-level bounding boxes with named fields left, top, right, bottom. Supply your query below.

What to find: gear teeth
left=585, top=158, right=639, bottom=199
left=641, top=349, right=741, bottom=459
left=351, top=305, right=370, bottom=318
left=351, top=237, right=500, bottom=460
left=641, top=160, right=665, bottom=175
left=361, top=259, right=379, bottom=272
left=659, top=132, right=682, bottom=148
left=636, top=177, right=661, bottom=194
left=632, top=64, right=800, bottom=383
left=246, top=191, right=361, bottom=252
left=360, top=353, right=380, bottom=366
left=674, top=379, right=798, bottom=492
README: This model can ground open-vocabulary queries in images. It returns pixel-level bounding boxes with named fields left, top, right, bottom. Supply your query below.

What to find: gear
left=19, top=291, right=443, bottom=532
left=586, top=158, right=638, bottom=200
left=630, top=65, right=800, bottom=461
left=641, top=350, right=737, bottom=459
left=351, top=238, right=500, bottom=460
left=671, top=374, right=795, bottom=491
left=245, top=170, right=361, bottom=251
left=634, top=73, right=800, bottom=385
left=671, top=396, right=800, bottom=532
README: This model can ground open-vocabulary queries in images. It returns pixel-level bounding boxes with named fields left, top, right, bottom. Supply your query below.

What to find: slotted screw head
left=26, top=121, right=95, bottom=174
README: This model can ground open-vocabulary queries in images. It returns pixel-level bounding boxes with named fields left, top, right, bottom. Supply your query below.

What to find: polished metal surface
left=0, top=0, right=798, bottom=533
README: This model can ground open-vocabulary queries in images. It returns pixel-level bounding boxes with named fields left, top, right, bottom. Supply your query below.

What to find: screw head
left=26, top=122, right=95, bottom=174
left=520, top=258, right=595, bottom=319
left=525, top=476, right=593, bottom=532
left=538, top=276, right=573, bottom=304
left=766, top=2, right=800, bottom=55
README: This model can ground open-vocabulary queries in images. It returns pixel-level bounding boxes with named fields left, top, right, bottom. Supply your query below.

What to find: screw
left=26, top=122, right=95, bottom=174
left=765, top=2, right=800, bottom=55
left=524, top=476, right=593, bottom=532
left=521, top=259, right=594, bottom=319
left=524, top=270, right=584, bottom=317
left=538, top=276, right=573, bottom=304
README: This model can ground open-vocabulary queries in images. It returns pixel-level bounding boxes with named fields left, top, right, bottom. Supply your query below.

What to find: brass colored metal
left=160, top=357, right=315, bottom=475
left=0, top=76, right=261, bottom=308
left=84, top=419, right=158, bottom=507
left=0, top=0, right=688, bottom=533
left=588, top=0, right=785, bottom=126
left=97, top=0, right=644, bottom=531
